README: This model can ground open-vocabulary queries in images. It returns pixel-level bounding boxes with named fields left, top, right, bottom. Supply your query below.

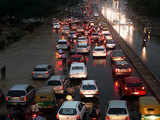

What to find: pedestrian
left=1, top=64, right=6, bottom=80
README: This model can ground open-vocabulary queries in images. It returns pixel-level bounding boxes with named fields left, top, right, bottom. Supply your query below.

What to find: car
left=91, top=32, right=99, bottom=41
left=57, top=101, right=86, bottom=120
left=102, top=30, right=112, bottom=40
left=6, top=84, right=35, bottom=106
left=62, top=26, right=70, bottom=34
left=56, top=39, right=70, bottom=50
left=69, top=62, right=87, bottom=79
left=80, top=80, right=99, bottom=99
left=76, top=42, right=90, bottom=54
left=106, top=39, right=116, bottom=49
left=47, top=75, right=69, bottom=94
left=68, top=54, right=86, bottom=66
left=68, top=31, right=77, bottom=39
left=119, top=76, right=146, bottom=97
left=110, top=50, right=126, bottom=62
left=32, top=64, right=54, bottom=80
left=77, top=37, right=89, bottom=44
left=105, top=100, right=130, bottom=120
left=92, top=46, right=106, bottom=57
left=112, top=60, right=132, bottom=77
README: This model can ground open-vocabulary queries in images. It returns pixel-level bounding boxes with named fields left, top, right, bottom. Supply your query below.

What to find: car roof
left=94, top=46, right=105, bottom=49
left=62, top=101, right=80, bottom=108
left=10, top=84, right=29, bottom=91
left=124, top=76, right=142, bottom=83
left=71, top=62, right=85, bottom=66
left=82, top=80, right=96, bottom=85
left=109, top=100, right=127, bottom=108
left=48, top=75, right=64, bottom=81
left=35, top=64, right=49, bottom=68
left=115, top=61, right=128, bottom=65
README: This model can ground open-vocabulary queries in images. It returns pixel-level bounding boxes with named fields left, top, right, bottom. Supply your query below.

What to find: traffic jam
left=2, top=2, right=160, bottom=120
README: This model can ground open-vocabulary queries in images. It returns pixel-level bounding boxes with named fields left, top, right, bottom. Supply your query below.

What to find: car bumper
left=32, top=75, right=49, bottom=79
left=123, top=91, right=146, bottom=96
left=93, top=53, right=106, bottom=57
left=113, top=72, right=131, bottom=76
left=80, top=94, right=99, bottom=98
left=69, top=74, right=87, bottom=79
left=54, top=90, right=64, bottom=94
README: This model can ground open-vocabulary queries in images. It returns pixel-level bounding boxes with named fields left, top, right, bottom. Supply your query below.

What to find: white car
left=56, top=39, right=69, bottom=50
left=53, top=23, right=60, bottom=29
left=105, top=100, right=130, bottom=120
left=106, top=40, right=116, bottom=49
left=57, top=101, right=86, bottom=120
left=92, top=46, right=106, bottom=57
left=69, top=62, right=87, bottom=79
left=76, top=43, right=90, bottom=54
left=80, top=80, right=99, bottom=99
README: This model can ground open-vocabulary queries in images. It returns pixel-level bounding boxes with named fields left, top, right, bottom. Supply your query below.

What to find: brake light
left=96, top=91, right=99, bottom=94
left=6, top=96, right=8, bottom=101
left=80, top=91, right=83, bottom=95
left=32, top=72, right=35, bottom=75
left=59, top=86, right=64, bottom=90
left=45, top=72, right=49, bottom=74
left=76, top=115, right=80, bottom=119
left=32, top=113, right=38, bottom=119
left=125, top=116, right=130, bottom=120
left=115, top=81, right=119, bottom=87
left=128, top=68, right=132, bottom=72
left=105, top=116, right=110, bottom=120
left=115, top=68, right=119, bottom=72
left=142, top=86, right=145, bottom=90
left=24, top=96, right=27, bottom=101
left=56, top=114, right=59, bottom=119
left=125, top=87, right=128, bottom=90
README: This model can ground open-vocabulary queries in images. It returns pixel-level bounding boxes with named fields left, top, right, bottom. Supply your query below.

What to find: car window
left=108, top=108, right=127, bottom=114
left=7, top=90, right=25, bottom=97
left=72, top=66, right=83, bottom=70
left=95, top=48, right=104, bottom=51
left=33, top=68, right=47, bottom=71
left=71, top=57, right=81, bottom=61
left=59, top=108, right=77, bottom=115
left=127, top=83, right=143, bottom=87
left=82, top=85, right=96, bottom=90
left=58, top=41, right=67, bottom=44
left=48, top=81, right=62, bottom=86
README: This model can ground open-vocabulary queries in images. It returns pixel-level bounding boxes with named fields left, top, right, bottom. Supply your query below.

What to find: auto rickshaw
left=34, top=87, right=57, bottom=109
left=139, top=96, right=160, bottom=120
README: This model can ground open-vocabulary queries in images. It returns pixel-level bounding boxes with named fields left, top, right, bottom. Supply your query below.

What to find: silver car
left=47, top=75, right=69, bottom=94
left=80, top=80, right=99, bottom=99
left=32, top=64, right=54, bottom=80
left=76, top=43, right=90, bottom=54
left=92, top=46, right=106, bottom=57
left=56, top=39, right=69, bottom=50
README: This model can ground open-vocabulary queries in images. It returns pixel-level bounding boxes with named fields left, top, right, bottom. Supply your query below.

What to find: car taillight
left=32, top=72, right=35, bottom=75
left=128, top=68, right=132, bottom=72
left=105, top=116, right=110, bottom=120
left=125, top=116, right=130, bottom=120
left=45, top=72, right=49, bottom=74
left=6, top=96, right=8, bottom=101
left=76, top=115, right=80, bottom=119
left=142, top=86, right=145, bottom=90
left=96, top=91, right=99, bottom=94
left=59, top=86, right=64, bottom=90
left=32, top=113, right=38, bottom=119
left=56, top=114, right=59, bottom=119
left=80, top=91, right=83, bottom=95
left=125, top=87, right=128, bottom=90
left=115, top=68, right=119, bottom=72
left=24, top=96, right=27, bottom=101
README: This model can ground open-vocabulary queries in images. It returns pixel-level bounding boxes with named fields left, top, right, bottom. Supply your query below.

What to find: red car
left=119, top=76, right=146, bottom=97
left=67, top=54, right=86, bottom=66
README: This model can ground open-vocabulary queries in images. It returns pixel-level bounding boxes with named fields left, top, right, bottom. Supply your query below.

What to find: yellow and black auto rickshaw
left=139, top=96, right=160, bottom=120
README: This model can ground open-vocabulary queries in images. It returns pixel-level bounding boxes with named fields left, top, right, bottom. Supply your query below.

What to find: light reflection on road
left=141, top=47, right=147, bottom=61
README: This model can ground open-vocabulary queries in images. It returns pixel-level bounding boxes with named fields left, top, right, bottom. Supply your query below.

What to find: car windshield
left=58, top=41, right=67, bottom=44
left=72, top=66, right=83, bottom=70
left=78, top=44, right=88, bottom=47
left=108, top=108, right=127, bottom=115
left=95, top=48, right=104, bottom=51
left=33, top=68, right=47, bottom=71
left=82, top=85, right=96, bottom=90
left=127, top=83, right=143, bottom=87
left=59, top=108, right=77, bottom=115
left=7, top=90, right=25, bottom=97
left=112, top=52, right=124, bottom=57
left=71, top=57, right=81, bottom=61
left=48, top=81, right=61, bottom=86
left=107, top=40, right=115, bottom=44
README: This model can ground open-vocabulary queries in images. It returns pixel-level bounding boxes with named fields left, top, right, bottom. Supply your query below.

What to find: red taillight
left=59, top=86, right=64, bottom=90
left=32, top=113, right=38, bottom=119
left=24, top=96, right=27, bottom=101
left=56, top=114, right=59, bottom=119
left=32, top=72, right=35, bottom=75
left=76, top=115, right=80, bottom=119
left=115, top=68, right=119, bottom=72
left=96, top=91, right=99, bottom=94
left=6, top=96, right=8, bottom=101
left=125, top=116, right=130, bottom=120
left=105, top=116, right=110, bottom=120
left=128, top=68, right=132, bottom=72
left=115, top=81, right=119, bottom=87
left=80, top=91, right=83, bottom=95
left=45, top=72, right=49, bottom=74
left=125, top=87, right=128, bottom=90
left=8, top=114, right=10, bottom=118
left=142, top=86, right=145, bottom=90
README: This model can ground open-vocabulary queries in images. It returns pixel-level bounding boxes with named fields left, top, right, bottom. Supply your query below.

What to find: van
left=6, top=84, right=35, bottom=106
left=34, top=86, right=57, bottom=109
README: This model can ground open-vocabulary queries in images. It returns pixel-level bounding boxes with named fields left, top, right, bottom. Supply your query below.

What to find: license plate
left=38, top=75, right=43, bottom=78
